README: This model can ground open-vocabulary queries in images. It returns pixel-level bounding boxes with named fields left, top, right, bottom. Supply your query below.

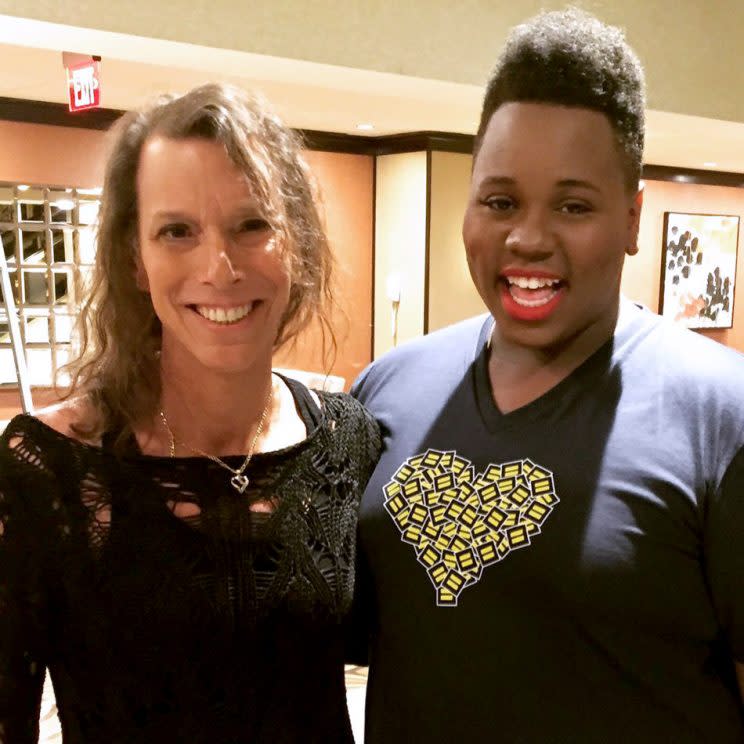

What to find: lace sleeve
left=341, top=397, right=381, bottom=665
left=340, top=395, right=382, bottom=481
left=0, top=426, right=53, bottom=743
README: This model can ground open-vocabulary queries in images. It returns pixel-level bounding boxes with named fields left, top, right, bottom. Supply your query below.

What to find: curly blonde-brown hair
left=66, top=83, right=335, bottom=442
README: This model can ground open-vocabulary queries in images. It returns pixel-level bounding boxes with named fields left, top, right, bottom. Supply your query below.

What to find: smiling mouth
left=190, top=302, right=258, bottom=324
left=503, top=276, right=564, bottom=308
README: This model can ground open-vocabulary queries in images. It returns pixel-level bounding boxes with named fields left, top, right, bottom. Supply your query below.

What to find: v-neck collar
left=472, top=300, right=644, bottom=433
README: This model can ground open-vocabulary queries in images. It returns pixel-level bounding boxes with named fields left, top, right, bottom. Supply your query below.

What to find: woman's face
left=135, top=136, right=291, bottom=376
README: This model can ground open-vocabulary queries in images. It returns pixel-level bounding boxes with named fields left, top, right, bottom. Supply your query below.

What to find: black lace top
left=0, top=380, right=381, bottom=744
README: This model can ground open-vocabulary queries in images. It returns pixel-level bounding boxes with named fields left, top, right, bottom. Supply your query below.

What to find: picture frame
left=659, top=212, right=740, bottom=329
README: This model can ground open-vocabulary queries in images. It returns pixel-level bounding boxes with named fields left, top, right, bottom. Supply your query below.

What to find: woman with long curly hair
left=0, top=83, right=380, bottom=743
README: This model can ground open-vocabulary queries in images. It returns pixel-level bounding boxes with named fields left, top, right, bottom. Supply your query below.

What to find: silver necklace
left=159, top=383, right=273, bottom=494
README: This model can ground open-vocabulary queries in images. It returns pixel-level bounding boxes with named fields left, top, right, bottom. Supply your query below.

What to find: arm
left=705, top=444, right=744, bottom=710
left=345, top=539, right=375, bottom=666
left=344, top=396, right=382, bottom=666
left=0, top=432, right=50, bottom=743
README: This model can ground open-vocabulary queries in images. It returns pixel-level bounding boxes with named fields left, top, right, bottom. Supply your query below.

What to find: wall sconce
left=386, top=273, right=401, bottom=346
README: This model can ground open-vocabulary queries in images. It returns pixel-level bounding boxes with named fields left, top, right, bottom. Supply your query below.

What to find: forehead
left=474, top=102, right=625, bottom=183
left=137, top=136, right=255, bottom=210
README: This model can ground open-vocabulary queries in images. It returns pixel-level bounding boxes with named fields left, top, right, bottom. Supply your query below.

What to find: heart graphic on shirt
left=383, top=449, right=559, bottom=607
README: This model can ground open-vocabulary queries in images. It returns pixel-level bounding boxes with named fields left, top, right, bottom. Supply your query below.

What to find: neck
left=159, top=347, right=274, bottom=456
left=488, top=299, right=620, bottom=413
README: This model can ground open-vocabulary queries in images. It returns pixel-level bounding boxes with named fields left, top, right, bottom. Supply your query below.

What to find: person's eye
left=238, top=218, right=270, bottom=233
left=559, top=201, right=592, bottom=215
left=481, top=196, right=516, bottom=212
left=157, top=223, right=192, bottom=240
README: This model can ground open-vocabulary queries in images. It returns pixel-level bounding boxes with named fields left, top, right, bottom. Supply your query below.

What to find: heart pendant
left=230, top=474, right=250, bottom=493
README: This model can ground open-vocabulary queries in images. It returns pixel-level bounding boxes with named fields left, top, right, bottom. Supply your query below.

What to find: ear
left=625, top=184, right=644, bottom=256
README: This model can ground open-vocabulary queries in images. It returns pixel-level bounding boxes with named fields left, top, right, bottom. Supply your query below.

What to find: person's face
left=135, top=136, right=290, bottom=375
left=463, top=102, right=642, bottom=354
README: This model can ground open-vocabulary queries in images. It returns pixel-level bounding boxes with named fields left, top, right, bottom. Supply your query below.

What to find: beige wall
left=0, top=120, right=107, bottom=187
left=3, top=0, right=744, bottom=123
left=622, top=178, right=744, bottom=352
left=373, top=151, right=427, bottom=357
left=274, top=150, right=374, bottom=386
left=428, top=150, right=484, bottom=331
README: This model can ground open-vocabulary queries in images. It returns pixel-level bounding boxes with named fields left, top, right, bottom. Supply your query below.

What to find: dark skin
left=463, top=102, right=642, bottom=414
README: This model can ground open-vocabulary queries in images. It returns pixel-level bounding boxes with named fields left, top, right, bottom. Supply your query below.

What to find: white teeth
left=195, top=303, right=255, bottom=324
left=510, top=291, right=558, bottom=308
left=506, top=276, right=561, bottom=289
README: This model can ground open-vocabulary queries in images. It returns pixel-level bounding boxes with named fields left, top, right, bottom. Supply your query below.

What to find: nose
left=504, top=208, right=554, bottom=260
left=203, top=230, right=244, bottom=286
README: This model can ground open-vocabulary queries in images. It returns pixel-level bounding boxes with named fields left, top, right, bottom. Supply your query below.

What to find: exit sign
left=66, top=60, right=101, bottom=112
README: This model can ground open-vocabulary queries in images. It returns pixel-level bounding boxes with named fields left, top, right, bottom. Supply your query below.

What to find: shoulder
left=33, top=397, right=100, bottom=443
left=352, top=314, right=489, bottom=400
left=0, top=410, right=94, bottom=551
left=625, top=303, right=744, bottom=393
left=620, top=302, right=744, bottom=467
left=318, top=391, right=382, bottom=458
left=320, top=390, right=379, bottom=431
left=0, top=397, right=99, bottom=477
left=0, top=413, right=71, bottom=521
left=377, top=314, right=488, bottom=368
left=665, top=327, right=744, bottom=446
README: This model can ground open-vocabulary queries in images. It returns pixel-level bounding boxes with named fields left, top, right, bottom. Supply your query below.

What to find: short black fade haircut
left=476, top=8, right=646, bottom=191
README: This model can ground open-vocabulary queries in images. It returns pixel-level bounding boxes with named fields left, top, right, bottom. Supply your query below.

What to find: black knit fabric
left=0, top=385, right=380, bottom=743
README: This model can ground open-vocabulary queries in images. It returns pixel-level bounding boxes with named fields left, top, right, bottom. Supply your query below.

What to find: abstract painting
left=659, top=212, right=739, bottom=329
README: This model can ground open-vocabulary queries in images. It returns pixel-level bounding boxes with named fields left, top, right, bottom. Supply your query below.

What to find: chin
left=190, top=349, right=268, bottom=375
left=501, top=327, right=564, bottom=351
left=489, top=309, right=564, bottom=350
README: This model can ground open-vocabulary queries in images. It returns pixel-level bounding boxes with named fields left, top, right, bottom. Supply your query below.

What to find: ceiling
left=1, top=14, right=743, bottom=174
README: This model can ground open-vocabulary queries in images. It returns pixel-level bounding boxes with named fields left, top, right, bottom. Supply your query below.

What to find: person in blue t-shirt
left=351, top=8, right=744, bottom=743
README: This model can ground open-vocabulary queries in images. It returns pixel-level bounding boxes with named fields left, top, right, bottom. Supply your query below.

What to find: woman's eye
left=238, top=218, right=270, bottom=233
left=158, top=224, right=192, bottom=240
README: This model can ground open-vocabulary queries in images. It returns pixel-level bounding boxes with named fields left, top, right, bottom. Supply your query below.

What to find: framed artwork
left=659, top=212, right=740, bottom=329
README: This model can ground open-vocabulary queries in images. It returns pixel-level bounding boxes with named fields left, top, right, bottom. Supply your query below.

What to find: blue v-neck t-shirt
left=352, top=300, right=744, bottom=744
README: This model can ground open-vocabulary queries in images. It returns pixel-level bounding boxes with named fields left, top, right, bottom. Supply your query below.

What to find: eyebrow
left=477, top=176, right=516, bottom=188
left=148, top=206, right=265, bottom=223
left=555, top=179, right=602, bottom=193
left=476, top=176, right=601, bottom=193
left=148, top=210, right=192, bottom=223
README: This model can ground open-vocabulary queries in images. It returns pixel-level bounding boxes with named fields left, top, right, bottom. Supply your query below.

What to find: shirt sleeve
left=344, top=397, right=381, bottom=666
left=345, top=532, right=376, bottom=666
left=349, top=363, right=373, bottom=404
left=705, top=444, right=744, bottom=662
left=0, top=434, right=51, bottom=743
